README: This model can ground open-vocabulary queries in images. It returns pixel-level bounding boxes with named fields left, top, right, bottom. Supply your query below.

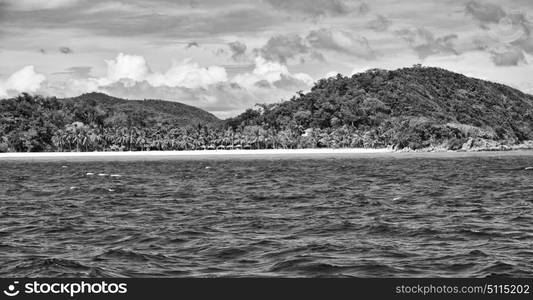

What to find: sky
left=0, top=0, right=532, bottom=118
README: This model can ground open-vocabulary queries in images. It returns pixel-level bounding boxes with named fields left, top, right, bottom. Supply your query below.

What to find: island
left=1, top=65, right=532, bottom=153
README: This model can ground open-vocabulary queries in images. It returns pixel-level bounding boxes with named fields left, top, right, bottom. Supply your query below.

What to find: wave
left=1, top=156, right=532, bottom=277
left=93, top=249, right=169, bottom=263
left=1, top=257, right=99, bottom=277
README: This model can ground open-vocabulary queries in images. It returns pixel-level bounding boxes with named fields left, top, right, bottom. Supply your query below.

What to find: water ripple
left=0, top=154, right=532, bottom=277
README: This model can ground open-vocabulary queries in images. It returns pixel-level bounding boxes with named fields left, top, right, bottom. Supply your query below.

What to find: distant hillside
left=226, top=65, right=533, bottom=150
left=62, top=92, right=220, bottom=127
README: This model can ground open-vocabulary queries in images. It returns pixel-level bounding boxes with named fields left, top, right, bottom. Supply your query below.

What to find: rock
left=462, top=138, right=474, bottom=150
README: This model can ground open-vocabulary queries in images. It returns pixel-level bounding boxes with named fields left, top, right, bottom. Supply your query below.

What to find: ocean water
left=1, top=152, right=532, bottom=277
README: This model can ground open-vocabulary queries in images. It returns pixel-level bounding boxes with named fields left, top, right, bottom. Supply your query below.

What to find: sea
left=1, top=151, right=532, bottom=277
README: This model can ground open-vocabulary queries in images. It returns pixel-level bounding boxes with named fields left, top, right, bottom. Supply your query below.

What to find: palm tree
left=51, top=134, right=64, bottom=152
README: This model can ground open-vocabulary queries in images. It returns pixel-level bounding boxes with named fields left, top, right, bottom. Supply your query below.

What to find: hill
left=0, top=93, right=219, bottom=152
left=62, top=92, right=220, bottom=127
left=226, top=65, right=533, bottom=150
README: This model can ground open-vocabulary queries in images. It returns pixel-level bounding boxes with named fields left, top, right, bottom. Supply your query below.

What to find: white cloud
left=325, top=71, right=340, bottom=78
left=0, top=66, right=46, bottom=97
left=102, top=53, right=150, bottom=84
left=96, top=53, right=227, bottom=89
left=39, top=53, right=229, bottom=97
left=147, top=61, right=227, bottom=89
left=233, top=57, right=313, bottom=89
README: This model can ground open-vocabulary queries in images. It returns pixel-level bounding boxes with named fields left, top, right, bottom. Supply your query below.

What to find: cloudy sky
left=0, top=0, right=532, bottom=118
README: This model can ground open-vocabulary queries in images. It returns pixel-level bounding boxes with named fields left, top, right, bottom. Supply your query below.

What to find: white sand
left=0, top=148, right=392, bottom=159
left=2, top=148, right=532, bottom=161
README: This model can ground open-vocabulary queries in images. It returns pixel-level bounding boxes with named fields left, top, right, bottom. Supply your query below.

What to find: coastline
left=1, top=148, right=533, bottom=161
left=0, top=148, right=390, bottom=160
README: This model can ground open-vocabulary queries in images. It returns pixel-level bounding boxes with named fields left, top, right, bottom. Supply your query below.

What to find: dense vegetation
left=1, top=66, right=532, bottom=152
left=0, top=92, right=220, bottom=152
left=228, top=65, right=533, bottom=150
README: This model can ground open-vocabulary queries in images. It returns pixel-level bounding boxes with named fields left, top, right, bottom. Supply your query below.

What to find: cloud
left=490, top=47, right=527, bottom=66
left=325, top=71, right=340, bottom=78
left=465, top=1, right=505, bottom=24
left=1, top=3, right=279, bottom=38
left=263, top=0, right=368, bottom=18
left=147, top=62, right=228, bottom=89
left=232, top=56, right=313, bottom=91
left=46, top=52, right=230, bottom=100
left=256, top=33, right=327, bottom=63
left=356, top=3, right=370, bottom=15
left=97, top=53, right=228, bottom=89
left=55, top=53, right=228, bottom=94
left=397, top=27, right=459, bottom=59
left=473, top=33, right=531, bottom=66
left=366, top=15, right=391, bottom=32
left=306, top=28, right=376, bottom=59
left=213, top=48, right=226, bottom=56
left=54, top=66, right=92, bottom=78
left=0, top=65, right=46, bottom=97
left=185, top=41, right=199, bottom=49
left=59, top=46, right=73, bottom=54
left=228, top=41, right=247, bottom=61
left=2, top=0, right=79, bottom=11
left=309, top=51, right=326, bottom=62
left=82, top=1, right=141, bottom=14
left=102, top=53, right=151, bottom=83
left=514, top=38, right=533, bottom=54
left=48, top=53, right=313, bottom=112
left=257, top=34, right=310, bottom=63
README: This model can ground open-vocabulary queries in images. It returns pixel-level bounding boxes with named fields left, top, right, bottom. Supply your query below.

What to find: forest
left=1, top=66, right=532, bottom=152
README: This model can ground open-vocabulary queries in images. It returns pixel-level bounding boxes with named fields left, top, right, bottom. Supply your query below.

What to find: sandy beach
left=0, top=148, right=390, bottom=159
left=1, top=148, right=533, bottom=161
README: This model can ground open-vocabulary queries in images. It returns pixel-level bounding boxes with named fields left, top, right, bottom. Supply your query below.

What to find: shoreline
left=1, top=148, right=532, bottom=161
left=0, top=148, right=390, bottom=159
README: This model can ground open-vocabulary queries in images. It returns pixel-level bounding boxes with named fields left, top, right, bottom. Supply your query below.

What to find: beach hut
left=207, top=145, right=216, bottom=150
left=234, top=144, right=242, bottom=150
left=226, top=145, right=234, bottom=150
left=243, top=144, right=252, bottom=150
left=216, top=145, right=226, bottom=150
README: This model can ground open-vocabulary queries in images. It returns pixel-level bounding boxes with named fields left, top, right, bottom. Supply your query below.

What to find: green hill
left=226, top=65, right=533, bottom=150
left=0, top=92, right=219, bottom=152
left=62, top=92, right=220, bottom=127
